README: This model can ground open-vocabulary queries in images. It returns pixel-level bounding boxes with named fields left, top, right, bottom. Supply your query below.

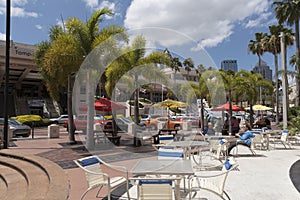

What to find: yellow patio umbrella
left=245, top=104, right=273, bottom=111
left=153, top=99, right=188, bottom=109
left=153, top=99, right=187, bottom=128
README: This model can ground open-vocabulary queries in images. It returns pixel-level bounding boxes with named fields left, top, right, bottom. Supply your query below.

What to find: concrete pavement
left=2, top=126, right=300, bottom=199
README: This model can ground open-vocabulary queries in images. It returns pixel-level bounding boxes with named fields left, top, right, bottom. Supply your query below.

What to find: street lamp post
left=3, top=0, right=11, bottom=149
left=280, top=32, right=288, bottom=129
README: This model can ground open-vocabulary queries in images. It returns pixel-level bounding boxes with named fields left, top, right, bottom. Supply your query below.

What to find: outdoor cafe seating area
left=73, top=121, right=300, bottom=200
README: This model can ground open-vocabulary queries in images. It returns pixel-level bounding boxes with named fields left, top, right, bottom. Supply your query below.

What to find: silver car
left=0, top=118, right=31, bottom=137
left=50, top=114, right=69, bottom=125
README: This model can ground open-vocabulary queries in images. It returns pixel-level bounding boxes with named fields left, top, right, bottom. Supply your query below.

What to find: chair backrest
left=159, top=135, right=174, bottom=145
left=139, top=179, right=173, bottom=200
left=262, top=127, right=269, bottom=132
left=157, top=148, right=184, bottom=160
left=281, top=130, right=289, bottom=141
left=252, top=133, right=263, bottom=143
left=190, top=160, right=239, bottom=197
left=250, top=129, right=262, bottom=134
left=208, top=138, right=227, bottom=159
left=74, top=156, right=105, bottom=188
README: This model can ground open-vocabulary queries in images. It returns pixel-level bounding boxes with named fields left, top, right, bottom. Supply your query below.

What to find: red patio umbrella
left=211, top=102, right=244, bottom=112
left=96, top=98, right=127, bottom=112
left=79, top=101, right=106, bottom=112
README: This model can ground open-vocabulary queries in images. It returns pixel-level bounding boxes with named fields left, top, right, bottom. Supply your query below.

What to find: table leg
left=174, top=179, right=180, bottom=200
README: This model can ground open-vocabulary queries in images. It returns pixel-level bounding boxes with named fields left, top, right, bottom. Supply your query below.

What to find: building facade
left=0, top=40, right=56, bottom=117
left=252, top=60, right=273, bottom=82
left=221, top=60, right=238, bottom=72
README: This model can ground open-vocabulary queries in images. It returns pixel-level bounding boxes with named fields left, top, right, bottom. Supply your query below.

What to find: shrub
left=287, top=106, right=300, bottom=135
left=11, top=115, right=52, bottom=127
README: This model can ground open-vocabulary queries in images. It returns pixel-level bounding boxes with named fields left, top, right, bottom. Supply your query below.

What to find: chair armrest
left=193, top=163, right=239, bottom=177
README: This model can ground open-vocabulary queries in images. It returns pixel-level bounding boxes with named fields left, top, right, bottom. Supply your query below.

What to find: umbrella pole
left=167, top=107, right=169, bottom=128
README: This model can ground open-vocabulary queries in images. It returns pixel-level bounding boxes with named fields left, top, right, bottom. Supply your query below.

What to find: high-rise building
left=252, top=60, right=272, bottom=81
left=221, top=60, right=238, bottom=72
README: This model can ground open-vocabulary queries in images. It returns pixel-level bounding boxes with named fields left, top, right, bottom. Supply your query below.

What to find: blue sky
left=0, top=0, right=297, bottom=73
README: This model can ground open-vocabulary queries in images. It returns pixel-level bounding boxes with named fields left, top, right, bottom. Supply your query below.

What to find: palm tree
left=183, top=57, right=194, bottom=80
left=262, top=25, right=294, bottom=124
left=34, top=8, right=128, bottom=144
left=195, top=64, right=207, bottom=131
left=273, top=0, right=300, bottom=106
left=235, top=70, right=273, bottom=126
left=248, top=32, right=268, bottom=104
left=219, top=70, right=238, bottom=134
left=105, top=35, right=170, bottom=146
left=180, top=79, right=209, bottom=130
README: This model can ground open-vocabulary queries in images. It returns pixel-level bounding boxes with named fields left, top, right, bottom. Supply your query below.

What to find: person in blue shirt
left=227, top=122, right=254, bottom=154
left=202, top=122, right=215, bottom=136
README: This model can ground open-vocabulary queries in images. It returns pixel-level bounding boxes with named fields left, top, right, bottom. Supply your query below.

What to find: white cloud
left=11, top=7, right=38, bottom=17
left=82, top=0, right=98, bottom=9
left=245, top=12, right=272, bottom=28
left=0, top=32, right=5, bottom=40
left=0, top=0, right=38, bottom=17
left=82, top=0, right=116, bottom=19
left=35, top=24, right=42, bottom=30
left=124, top=0, right=271, bottom=50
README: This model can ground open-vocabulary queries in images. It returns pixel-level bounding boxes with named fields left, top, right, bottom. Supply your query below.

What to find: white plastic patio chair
left=189, top=159, right=239, bottom=200
left=138, top=179, right=173, bottom=200
left=73, top=155, right=130, bottom=200
left=157, top=147, right=184, bottom=160
left=159, top=135, right=174, bottom=145
left=269, top=129, right=292, bottom=149
left=191, top=137, right=228, bottom=171
left=251, top=133, right=268, bottom=150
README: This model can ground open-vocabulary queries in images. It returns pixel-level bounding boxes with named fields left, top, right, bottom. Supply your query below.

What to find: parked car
left=145, top=116, right=183, bottom=130
left=140, top=114, right=161, bottom=127
left=104, top=117, right=145, bottom=132
left=64, top=114, right=111, bottom=131
left=50, top=114, right=69, bottom=125
left=0, top=118, right=31, bottom=137
left=174, top=116, right=201, bottom=128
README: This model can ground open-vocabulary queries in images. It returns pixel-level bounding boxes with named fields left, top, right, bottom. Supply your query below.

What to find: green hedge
left=288, top=106, right=300, bottom=136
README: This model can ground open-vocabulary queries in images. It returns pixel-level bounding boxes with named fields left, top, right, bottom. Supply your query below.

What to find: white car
left=50, top=115, right=69, bottom=125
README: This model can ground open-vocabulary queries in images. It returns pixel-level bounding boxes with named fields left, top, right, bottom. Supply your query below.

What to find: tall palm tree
left=273, top=0, right=300, bottom=106
left=235, top=70, right=273, bottom=126
left=105, top=35, right=170, bottom=146
left=195, top=64, right=207, bottom=131
left=183, top=57, right=194, bottom=80
left=262, top=25, right=294, bottom=124
left=219, top=70, right=238, bottom=134
left=248, top=32, right=268, bottom=104
left=34, top=8, right=128, bottom=144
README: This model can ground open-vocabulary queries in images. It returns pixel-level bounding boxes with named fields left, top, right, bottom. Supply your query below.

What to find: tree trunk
left=295, top=20, right=300, bottom=106
left=274, top=54, right=279, bottom=124
left=67, top=74, right=76, bottom=144
left=133, top=74, right=140, bottom=146
left=200, top=98, right=205, bottom=132
left=228, top=92, right=232, bottom=135
left=249, top=104, right=254, bottom=127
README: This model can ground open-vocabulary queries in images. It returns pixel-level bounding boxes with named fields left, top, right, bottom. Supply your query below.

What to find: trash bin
left=128, top=123, right=136, bottom=135
left=48, top=124, right=60, bottom=138
left=94, top=123, right=101, bottom=131
left=8, top=128, right=13, bottom=141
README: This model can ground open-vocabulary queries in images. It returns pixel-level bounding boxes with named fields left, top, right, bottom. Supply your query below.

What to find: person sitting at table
left=203, top=122, right=215, bottom=136
left=263, top=117, right=271, bottom=129
left=227, top=122, right=255, bottom=154
left=222, top=116, right=230, bottom=135
left=231, top=116, right=240, bottom=134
